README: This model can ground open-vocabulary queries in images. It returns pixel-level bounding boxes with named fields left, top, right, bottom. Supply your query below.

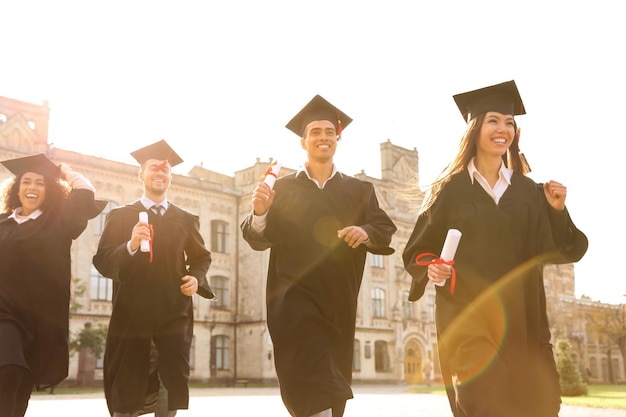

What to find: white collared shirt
left=127, top=196, right=170, bottom=254
left=251, top=163, right=341, bottom=233
left=467, top=157, right=512, bottom=204
left=296, top=162, right=340, bottom=189
left=8, top=207, right=43, bottom=224
left=140, top=196, right=169, bottom=214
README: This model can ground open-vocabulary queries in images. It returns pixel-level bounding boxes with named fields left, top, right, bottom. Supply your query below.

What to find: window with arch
left=353, top=339, right=361, bottom=372
left=90, top=265, right=112, bottom=301
left=371, top=287, right=386, bottom=318
left=93, top=201, right=119, bottom=236
left=211, top=220, right=229, bottom=254
left=402, top=290, right=415, bottom=320
left=210, top=276, right=230, bottom=309
left=369, top=253, right=384, bottom=268
left=211, top=335, right=230, bottom=370
left=189, top=336, right=195, bottom=370
left=374, top=340, right=391, bottom=372
left=589, top=357, right=597, bottom=378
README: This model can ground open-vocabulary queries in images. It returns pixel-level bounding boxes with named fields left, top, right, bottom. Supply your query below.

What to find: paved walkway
left=26, top=385, right=624, bottom=417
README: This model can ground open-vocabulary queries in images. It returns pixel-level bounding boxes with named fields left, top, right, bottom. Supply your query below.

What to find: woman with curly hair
left=0, top=153, right=105, bottom=417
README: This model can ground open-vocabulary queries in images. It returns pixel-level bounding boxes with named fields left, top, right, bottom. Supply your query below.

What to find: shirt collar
left=8, top=207, right=43, bottom=223
left=467, top=157, right=512, bottom=184
left=141, top=196, right=169, bottom=211
left=296, top=163, right=342, bottom=188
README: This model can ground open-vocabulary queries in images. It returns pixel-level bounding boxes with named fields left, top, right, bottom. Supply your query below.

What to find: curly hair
left=0, top=173, right=70, bottom=215
left=420, top=113, right=530, bottom=216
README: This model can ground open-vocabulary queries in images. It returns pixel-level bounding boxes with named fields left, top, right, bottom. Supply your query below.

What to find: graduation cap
left=453, top=80, right=525, bottom=123
left=130, top=139, right=183, bottom=167
left=285, top=95, right=353, bottom=138
left=0, top=153, right=60, bottom=178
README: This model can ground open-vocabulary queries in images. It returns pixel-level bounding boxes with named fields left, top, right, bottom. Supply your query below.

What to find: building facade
left=0, top=95, right=622, bottom=386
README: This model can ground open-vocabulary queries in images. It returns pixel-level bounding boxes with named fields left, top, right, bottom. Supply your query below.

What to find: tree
left=69, top=322, right=107, bottom=358
left=585, top=301, right=626, bottom=381
left=556, top=338, right=587, bottom=396
left=69, top=322, right=108, bottom=387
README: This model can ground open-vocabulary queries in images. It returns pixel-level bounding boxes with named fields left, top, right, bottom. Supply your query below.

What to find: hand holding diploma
left=252, top=161, right=280, bottom=216
left=136, top=211, right=154, bottom=263
left=139, top=212, right=150, bottom=252
left=262, top=160, right=281, bottom=189
left=415, top=229, right=462, bottom=294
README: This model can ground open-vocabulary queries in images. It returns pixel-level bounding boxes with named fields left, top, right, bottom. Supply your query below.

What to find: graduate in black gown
left=0, top=154, right=105, bottom=417
left=402, top=81, right=588, bottom=417
left=93, top=140, right=213, bottom=417
left=241, top=95, right=397, bottom=417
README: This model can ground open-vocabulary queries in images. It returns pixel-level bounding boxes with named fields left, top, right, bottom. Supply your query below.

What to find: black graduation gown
left=402, top=172, right=588, bottom=417
left=92, top=201, right=212, bottom=415
left=0, top=189, right=104, bottom=389
left=241, top=172, right=397, bottom=417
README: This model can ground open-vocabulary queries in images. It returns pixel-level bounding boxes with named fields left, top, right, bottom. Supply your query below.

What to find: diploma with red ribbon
left=415, top=229, right=462, bottom=294
left=262, top=160, right=281, bottom=189
left=138, top=211, right=155, bottom=263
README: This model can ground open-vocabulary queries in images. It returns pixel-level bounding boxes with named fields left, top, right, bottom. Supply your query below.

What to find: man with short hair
left=241, top=95, right=397, bottom=417
left=93, top=139, right=213, bottom=417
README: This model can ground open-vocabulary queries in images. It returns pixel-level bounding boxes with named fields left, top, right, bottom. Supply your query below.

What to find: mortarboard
left=130, top=139, right=183, bottom=167
left=0, top=153, right=60, bottom=178
left=285, top=95, right=353, bottom=138
left=453, top=80, right=526, bottom=123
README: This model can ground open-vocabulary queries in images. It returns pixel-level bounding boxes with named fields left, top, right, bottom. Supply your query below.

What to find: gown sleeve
left=62, top=188, right=106, bottom=239
left=360, top=182, right=397, bottom=256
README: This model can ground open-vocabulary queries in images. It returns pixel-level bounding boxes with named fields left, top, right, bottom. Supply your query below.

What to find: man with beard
left=93, top=140, right=213, bottom=417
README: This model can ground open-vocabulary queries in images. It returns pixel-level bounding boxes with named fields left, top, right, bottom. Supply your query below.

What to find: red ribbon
left=148, top=224, right=154, bottom=263
left=415, top=252, right=456, bottom=294
left=261, top=163, right=278, bottom=181
left=264, top=167, right=277, bottom=179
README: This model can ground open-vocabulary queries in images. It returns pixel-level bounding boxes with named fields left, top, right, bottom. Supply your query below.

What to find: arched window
left=211, top=220, right=229, bottom=254
left=210, top=276, right=230, bottom=309
left=374, top=340, right=390, bottom=372
left=189, top=336, right=196, bottom=370
left=402, top=290, right=415, bottom=320
left=371, top=287, right=385, bottom=318
left=211, top=335, right=230, bottom=370
left=369, top=254, right=384, bottom=268
left=90, top=265, right=112, bottom=301
left=353, top=339, right=361, bottom=372
left=93, top=201, right=119, bottom=236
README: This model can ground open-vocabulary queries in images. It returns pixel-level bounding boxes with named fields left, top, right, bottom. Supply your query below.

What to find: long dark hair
left=0, top=173, right=70, bottom=214
left=420, top=113, right=530, bottom=215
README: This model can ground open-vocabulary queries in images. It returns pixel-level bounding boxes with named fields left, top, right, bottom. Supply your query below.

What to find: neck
left=306, top=160, right=334, bottom=184
left=17, top=207, right=32, bottom=217
left=145, top=192, right=166, bottom=204
left=474, top=155, right=502, bottom=185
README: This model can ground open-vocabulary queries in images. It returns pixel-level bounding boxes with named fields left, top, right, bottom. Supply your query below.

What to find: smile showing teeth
left=318, top=145, right=330, bottom=149
left=492, top=138, right=506, bottom=144
left=25, top=193, right=38, bottom=198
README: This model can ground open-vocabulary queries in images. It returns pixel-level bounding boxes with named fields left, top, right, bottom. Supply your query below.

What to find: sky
left=1, top=1, right=624, bottom=304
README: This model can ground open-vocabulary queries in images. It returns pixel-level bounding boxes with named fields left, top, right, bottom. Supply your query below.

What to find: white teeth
left=493, top=138, right=506, bottom=144
left=26, top=193, right=38, bottom=198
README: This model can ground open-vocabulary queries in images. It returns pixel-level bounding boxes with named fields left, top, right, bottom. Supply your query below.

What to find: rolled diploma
left=263, top=161, right=281, bottom=189
left=435, top=229, right=462, bottom=286
left=139, top=211, right=150, bottom=252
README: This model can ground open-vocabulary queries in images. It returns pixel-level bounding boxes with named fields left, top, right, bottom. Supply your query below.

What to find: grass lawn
left=408, top=384, right=626, bottom=409
left=561, top=385, right=626, bottom=409
left=36, top=383, right=626, bottom=409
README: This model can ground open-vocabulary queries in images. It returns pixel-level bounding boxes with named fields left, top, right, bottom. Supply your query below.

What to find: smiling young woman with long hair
left=403, top=81, right=588, bottom=417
